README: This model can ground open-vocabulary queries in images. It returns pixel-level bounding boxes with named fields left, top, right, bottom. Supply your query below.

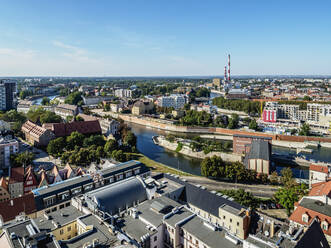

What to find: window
left=196, top=240, right=199, bottom=245
left=154, top=236, right=157, bottom=242
left=237, top=222, right=239, bottom=226
left=60, top=229, right=64, bottom=235
left=230, top=218, right=232, bottom=223
left=322, top=222, right=329, bottom=231
left=223, top=215, right=225, bottom=219
left=302, top=214, right=309, bottom=223
left=68, top=235, right=71, bottom=239
left=67, top=226, right=71, bottom=231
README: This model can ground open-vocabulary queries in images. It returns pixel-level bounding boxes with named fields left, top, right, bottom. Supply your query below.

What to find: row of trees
left=212, top=97, right=261, bottom=115
left=26, top=107, right=62, bottom=124
left=201, top=156, right=268, bottom=184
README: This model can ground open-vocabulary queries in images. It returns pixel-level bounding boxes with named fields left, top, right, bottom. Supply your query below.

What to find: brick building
left=233, top=134, right=272, bottom=155
left=21, top=120, right=55, bottom=147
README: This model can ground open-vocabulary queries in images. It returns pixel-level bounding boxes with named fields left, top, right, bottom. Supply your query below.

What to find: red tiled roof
left=309, top=181, right=331, bottom=197
left=9, top=167, right=24, bottom=184
left=43, top=120, right=101, bottom=137
left=310, top=164, right=328, bottom=174
left=289, top=204, right=331, bottom=236
left=0, top=193, right=36, bottom=222
left=0, top=177, right=8, bottom=191
left=21, top=120, right=49, bottom=139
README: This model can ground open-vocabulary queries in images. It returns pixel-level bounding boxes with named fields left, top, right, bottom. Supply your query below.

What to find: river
left=127, top=122, right=331, bottom=179
left=33, top=95, right=59, bottom=105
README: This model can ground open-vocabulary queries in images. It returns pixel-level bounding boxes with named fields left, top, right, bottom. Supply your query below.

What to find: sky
left=0, top=0, right=330, bottom=77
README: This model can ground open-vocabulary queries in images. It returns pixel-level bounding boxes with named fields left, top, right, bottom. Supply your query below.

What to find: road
left=180, top=176, right=279, bottom=198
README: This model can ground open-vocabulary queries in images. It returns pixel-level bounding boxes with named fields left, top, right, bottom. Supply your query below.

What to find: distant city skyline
left=0, top=0, right=330, bottom=76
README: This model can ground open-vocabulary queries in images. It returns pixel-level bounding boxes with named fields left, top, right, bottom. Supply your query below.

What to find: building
left=309, top=163, right=331, bottom=187
left=0, top=137, right=18, bottom=174
left=226, top=88, right=251, bottom=99
left=212, top=78, right=221, bottom=88
left=0, top=218, right=58, bottom=247
left=54, top=104, right=79, bottom=119
left=8, top=167, right=24, bottom=198
left=23, top=166, right=39, bottom=194
left=307, top=103, right=331, bottom=130
left=42, top=120, right=102, bottom=137
left=100, top=118, right=120, bottom=137
left=244, top=139, right=271, bottom=175
left=233, top=134, right=272, bottom=155
left=31, top=160, right=150, bottom=214
left=0, top=193, right=37, bottom=224
left=82, top=95, right=113, bottom=106
left=244, top=214, right=329, bottom=248
left=289, top=180, right=331, bottom=244
left=21, top=120, right=55, bottom=147
left=132, top=100, right=154, bottom=115
left=115, top=88, right=132, bottom=98
left=0, top=80, right=17, bottom=111
left=157, top=94, right=187, bottom=109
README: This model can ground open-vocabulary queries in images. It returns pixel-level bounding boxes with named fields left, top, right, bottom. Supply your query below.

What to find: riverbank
left=91, top=109, right=331, bottom=145
left=153, top=135, right=242, bottom=162
left=135, top=153, right=192, bottom=176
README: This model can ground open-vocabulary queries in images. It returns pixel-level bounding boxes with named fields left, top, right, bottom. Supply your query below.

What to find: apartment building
left=8, top=167, right=24, bottom=198
left=54, top=103, right=79, bottom=119
left=0, top=80, right=17, bottom=111
left=157, top=94, right=187, bottom=109
left=115, top=88, right=132, bottom=98
left=132, top=100, right=154, bottom=115
left=0, top=137, right=18, bottom=174
left=307, top=103, right=331, bottom=129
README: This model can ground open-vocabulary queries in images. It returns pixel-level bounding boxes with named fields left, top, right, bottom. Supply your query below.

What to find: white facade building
left=157, top=94, right=187, bottom=109
left=115, top=89, right=132, bottom=98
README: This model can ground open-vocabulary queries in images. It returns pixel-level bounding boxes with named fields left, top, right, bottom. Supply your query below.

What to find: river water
left=128, top=123, right=331, bottom=179
left=33, top=95, right=59, bottom=105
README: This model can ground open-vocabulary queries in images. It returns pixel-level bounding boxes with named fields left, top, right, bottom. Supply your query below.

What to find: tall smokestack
left=224, top=66, right=227, bottom=81
left=228, top=54, right=231, bottom=81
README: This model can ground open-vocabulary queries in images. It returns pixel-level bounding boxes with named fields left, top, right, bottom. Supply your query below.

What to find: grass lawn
left=131, top=153, right=192, bottom=176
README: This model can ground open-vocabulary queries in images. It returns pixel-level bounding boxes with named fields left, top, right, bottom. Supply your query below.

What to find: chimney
left=270, top=221, right=275, bottom=238
left=228, top=54, right=231, bottom=81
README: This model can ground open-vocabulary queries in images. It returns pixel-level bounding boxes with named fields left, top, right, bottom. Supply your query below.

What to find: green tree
left=83, top=135, right=106, bottom=147
left=65, top=91, right=83, bottom=105
left=299, top=123, right=310, bottom=136
left=111, top=150, right=126, bottom=162
left=40, top=111, right=62, bottom=124
left=269, top=171, right=279, bottom=185
left=75, top=115, right=84, bottom=121
left=249, top=119, right=258, bottom=131
left=11, top=151, right=35, bottom=167
left=41, top=97, right=50, bottom=105
left=280, top=167, right=295, bottom=187
left=27, top=107, right=45, bottom=123
left=66, top=131, right=85, bottom=150
left=66, top=115, right=73, bottom=122
left=47, top=137, right=65, bottom=157
left=123, top=131, right=137, bottom=148
left=104, top=139, right=118, bottom=155
left=303, top=95, right=312, bottom=101
left=221, top=189, right=259, bottom=209
left=274, top=183, right=308, bottom=215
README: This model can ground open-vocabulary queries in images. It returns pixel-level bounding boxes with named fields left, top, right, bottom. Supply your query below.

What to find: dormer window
left=302, top=213, right=309, bottom=223
left=322, top=221, right=329, bottom=231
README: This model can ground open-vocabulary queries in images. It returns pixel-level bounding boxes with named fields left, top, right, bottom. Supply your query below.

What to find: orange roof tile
left=310, top=164, right=329, bottom=174
left=309, top=181, right=331, bottom=197
left=289, top=205, right=331, bottom=236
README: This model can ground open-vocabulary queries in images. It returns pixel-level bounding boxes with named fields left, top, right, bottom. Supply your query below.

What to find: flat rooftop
left=180, top=215, right=241, bottom=248
left=35, top=206, right=84, bottom=232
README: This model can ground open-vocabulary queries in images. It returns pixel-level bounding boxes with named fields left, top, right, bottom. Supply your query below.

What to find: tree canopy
left=65, top=91, right=83, bottom=105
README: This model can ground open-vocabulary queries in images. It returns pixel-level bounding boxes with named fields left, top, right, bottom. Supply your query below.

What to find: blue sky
left=0, top=0, right=330, bottom=76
